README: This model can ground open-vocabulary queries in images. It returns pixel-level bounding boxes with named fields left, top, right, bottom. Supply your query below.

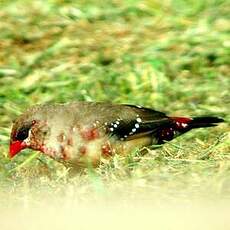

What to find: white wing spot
left=132, top=128, right=136, bottom=132
left=113, top=124, right=118, bottom=128
left=135, top=123, right=140, bottom=128
left=136, top=118, right=142, bottom=123
left=110, top=127, right=114, bottom=132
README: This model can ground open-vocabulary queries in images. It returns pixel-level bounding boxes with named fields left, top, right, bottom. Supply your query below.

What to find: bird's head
left=9, top=107, right=51, bottom=158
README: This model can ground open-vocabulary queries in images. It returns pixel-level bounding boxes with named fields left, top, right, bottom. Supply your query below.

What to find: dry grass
left=0, top=0, right=229, bottom=228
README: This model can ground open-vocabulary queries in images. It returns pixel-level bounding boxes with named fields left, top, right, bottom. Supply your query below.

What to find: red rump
left=171, top=117, right=192, bottom=129
left=172, top=117, right=192, bottom=123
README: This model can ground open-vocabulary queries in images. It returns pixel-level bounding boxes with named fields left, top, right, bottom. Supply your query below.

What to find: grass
left=0, top=0, right=229, bottom=227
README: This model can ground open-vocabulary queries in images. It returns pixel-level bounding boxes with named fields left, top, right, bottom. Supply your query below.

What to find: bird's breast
left=45, top=123, right=153, bottom=166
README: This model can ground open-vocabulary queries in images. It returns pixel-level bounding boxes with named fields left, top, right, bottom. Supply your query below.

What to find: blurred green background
left=0, top=0, right=229, bottom=204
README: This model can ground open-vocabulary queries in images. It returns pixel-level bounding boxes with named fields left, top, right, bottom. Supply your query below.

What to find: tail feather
left=189, top=116, right=224, bottom=129
left=156, top=116, right=224, bottom=144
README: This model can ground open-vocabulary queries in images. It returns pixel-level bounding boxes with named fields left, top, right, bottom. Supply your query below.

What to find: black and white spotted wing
left=105, top=105, right=172, bottom=141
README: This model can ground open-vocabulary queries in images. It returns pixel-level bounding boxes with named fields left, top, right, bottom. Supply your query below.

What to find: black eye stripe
left=15, top=127, right=30, bottom=141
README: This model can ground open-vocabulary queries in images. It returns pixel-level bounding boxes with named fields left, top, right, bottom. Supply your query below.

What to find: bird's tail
left=173, top=116, right=224, bottom=129
left=156, top=116, right=224, bottom=144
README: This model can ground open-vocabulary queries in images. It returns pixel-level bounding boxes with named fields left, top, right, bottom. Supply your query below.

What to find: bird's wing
left=105, top=104, right=171, bottom=141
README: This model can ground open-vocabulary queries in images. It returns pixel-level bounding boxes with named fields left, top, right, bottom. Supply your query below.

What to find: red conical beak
left=9, top=140, right=27, bottom=158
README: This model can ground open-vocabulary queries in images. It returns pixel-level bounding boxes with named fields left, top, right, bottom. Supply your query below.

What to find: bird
left=9, top=101, right=224, bottom=167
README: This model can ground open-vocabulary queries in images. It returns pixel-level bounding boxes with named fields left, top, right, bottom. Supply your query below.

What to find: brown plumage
left=9, top=101, right=224, bottom=167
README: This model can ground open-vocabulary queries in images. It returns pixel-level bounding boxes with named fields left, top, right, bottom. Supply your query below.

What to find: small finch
left=9, top=102, right=223, bottom=167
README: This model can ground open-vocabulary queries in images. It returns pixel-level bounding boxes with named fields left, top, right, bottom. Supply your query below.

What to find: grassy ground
left=0, top=0, right=229, bottom=228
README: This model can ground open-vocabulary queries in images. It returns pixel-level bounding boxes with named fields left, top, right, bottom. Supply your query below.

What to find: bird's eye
left=15, top=127, right=30, bottom=141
